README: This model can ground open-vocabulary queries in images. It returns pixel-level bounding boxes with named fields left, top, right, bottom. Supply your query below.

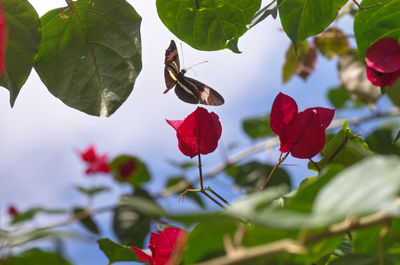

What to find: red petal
left=173, top=107, right=222, bottom=158
left=80, top=145, right=97, bottom=162
left=270, top=93, right=298, bottom=135
left=153, top=228, right=187, bottom=265
left=166, top=120, right=183, bottom=131
left=149, top=232, right=160, bottom=253
left=131, top=246, right=154, bottom=265
left=366, top=66, right=400, bottom=87
left=279, top=108, right=333, bottom=158
left=8, top=205, right=18, bottom=217
left=0, top=1, right=7, bottom=76
left=365, top=38, right=400, bottom=73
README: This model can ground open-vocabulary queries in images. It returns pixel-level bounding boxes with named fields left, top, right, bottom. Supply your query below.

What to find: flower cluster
left=270, top=93, right=335, bottom=159
left=167, top=107, right=222, bottom=158
left=79, top=145, right=110, bottom=175
left=365, top=37, right=400, bottom=87
left=131, top=227, right=188, bottom=265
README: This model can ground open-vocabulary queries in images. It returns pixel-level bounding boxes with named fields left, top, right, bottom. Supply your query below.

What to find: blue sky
left=0, top=1, right=384, bottom=264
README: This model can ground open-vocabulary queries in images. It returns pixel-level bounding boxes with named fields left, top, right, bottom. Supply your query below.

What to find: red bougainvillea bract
left=167, top=107, right=222, bottom=158
left=365, top=37, right=400, bottom=87
left=8, top=205, right=18, bottom=217
left=270, top=93, right=335, bottom=159
left=79, top=145, right=110, bottom=175
left=131, top=227, right=188, bottom=265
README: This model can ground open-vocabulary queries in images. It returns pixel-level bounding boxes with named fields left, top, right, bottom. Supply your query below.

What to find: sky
left=0, top=0, right=365, bottom=264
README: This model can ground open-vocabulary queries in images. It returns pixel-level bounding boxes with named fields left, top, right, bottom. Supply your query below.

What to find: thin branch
left=352, top=0, right=382, bottom=10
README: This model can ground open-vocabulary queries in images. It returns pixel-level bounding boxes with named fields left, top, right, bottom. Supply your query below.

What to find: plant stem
left=260, top=152, right=289, bottom=190
left=206, top=186, right=230, bottom=205
left=198, top=152, right=204, bottom=190
left=195, top=0, right=200, bottom=9
left=201, top=190, right=225, bottom=209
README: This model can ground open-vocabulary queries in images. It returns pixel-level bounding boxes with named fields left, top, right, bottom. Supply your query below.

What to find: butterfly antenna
left=180, top=42, right=185, bottom=68
left=185, top=60, right=209, bottom=75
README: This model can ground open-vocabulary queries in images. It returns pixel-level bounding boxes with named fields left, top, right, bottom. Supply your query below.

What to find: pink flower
left=365, top=38, right=400, bottom=87
left=167, top=107, right=222, bottom=158
left=79, top=145, right=110, bottom=175
left=131, top=227, right=188, bottom=265
left=270, top=93, right=335, bottom=159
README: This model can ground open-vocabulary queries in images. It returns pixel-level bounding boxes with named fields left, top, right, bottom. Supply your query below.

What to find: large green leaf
left=2, top=249, right=73, bottom=265
left=366, top=127, right=400, bottom=156
left=98, top=238, right=139, bottom=264
left=110, top=155, right=151, bottom=188
left=34, top=0, right=142, bottom=116
left=354, top=0, right=400, bottom=59
left=248, top=0, right=278, bottom=29
left=1, top=0, right=41, bottom=106
left=330, top=254, right=397, bottom=265
left=156, top=0, right=261, bottom=53
left=278, top=0, right=348, bottom=49
left=308, top=121, right=373, bottom=171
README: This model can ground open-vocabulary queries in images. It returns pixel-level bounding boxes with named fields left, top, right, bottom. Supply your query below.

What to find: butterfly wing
left=164, top=40, right=180, bottom=93
left=176, top=76, right=224, bottom=106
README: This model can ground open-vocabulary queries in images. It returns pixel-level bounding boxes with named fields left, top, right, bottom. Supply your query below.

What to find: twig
left=260, top=152, right=289, bottom=190
left=205, top=186, right=230, bottom=206
left=352, top=0, right=382, bottom=10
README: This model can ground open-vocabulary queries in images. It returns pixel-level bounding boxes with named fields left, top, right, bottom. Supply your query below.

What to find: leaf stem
left=260, top=152, right=289, bottom=190
left=205, top=186, right=230, bottom=206
left=352, top=0, right=381, bottom=10
left=198, top=152, right=204, bottom=190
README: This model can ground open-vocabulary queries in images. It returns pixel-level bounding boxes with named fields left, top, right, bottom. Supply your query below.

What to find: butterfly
left=163, top=40, right=224, bottom=106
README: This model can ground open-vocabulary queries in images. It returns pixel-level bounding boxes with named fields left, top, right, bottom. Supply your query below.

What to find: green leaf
left=354, top=0, right=400, bottom=59
left=156, top=0, right=261, bottom=53
left=327, top=85, right=363, bottom=109
left=388, top=79, right=400, bottom=108
left=2, top=249, right=73, bottom=265
left=98, top=238, right=139, bottom=264
left=313, top=156, right=400, bottom=221
left=1, top=0, right=41, bottom=106
left=248, top=0, right=278, bottom=29
left=225, top=161, right=291, bottom=190
left=278, top=0, right=347, bottom=49
left=308, top=121, right=373, bottom=171
left=366, top=127, right=400, bottom=156
left=182, top=221, right=238, bottom=264
left=75, top=185, right=110, bottom=197
left=394, top=129, right=400, bottom=143
left=34, top=0, right=142, bottom=116
left=12, top=207, right=66, bottom=224
left=73, top=207, right=100, bottom=234
left=314, top=27, right=349, bottom=59
left=110, top=155, right=151, bottom=188
left=113, top=190, right=154, bottom=246
left=330, top=254, right=396, bottom=265
left=166, top=159, right=197, bottom=170
left=166, top=176, right=205, bottom=209
left=242, top=115, right=274, bottom=139
left=282, top=41, right=317, bottom=83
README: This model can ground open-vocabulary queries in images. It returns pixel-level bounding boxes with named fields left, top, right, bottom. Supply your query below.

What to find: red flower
left=79, top=145, right=110, bottom=175
left=167, top=107, right=222, bottom=158
left=119, top=159, right=136, bottom=179
left=365, top=38, right=400, bottom=87
left=8, top=205, right=18, bottom=217
left=270, top=93, right=335, bottom=159
left=0, top=1, right=7, bottom=76
left=131, top=227, right=189, bottom=265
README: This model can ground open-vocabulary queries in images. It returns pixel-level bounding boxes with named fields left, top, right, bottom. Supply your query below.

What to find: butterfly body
left=163, top=40, right=224, bottom=106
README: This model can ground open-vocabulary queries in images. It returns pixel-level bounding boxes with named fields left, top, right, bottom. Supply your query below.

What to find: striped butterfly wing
left=175, top=76, right=224, bottom=106
left=164, top=40, right=180, bottom=93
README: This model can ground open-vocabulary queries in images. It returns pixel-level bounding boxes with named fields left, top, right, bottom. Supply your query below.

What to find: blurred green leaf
left=226, top=161, right=291, bottom=190
left=278, top=0, right=347, bottom=49
left=75, top=186, right=110, bottom=197
left=330, top=254, right=396, bottom=265
left=327, top=85, right=364, bottom=109
left=156, top=0, right=261, bottom=53
left=98, top=238, right=139, bottom=264
left=354, top=0, right=400, bottom=59
left=1, top=0, right=41, bottom=106
left=366, top=127, right=400, bottom=156
left=12, top=207, right=66, bottom=224
left=308, top=121, right=373, bottom=171
left=242, top=115, right=274, bottom=139
left=388, top=79, right=400, bottom=108
left=113, top=190, right=154, bottom=247
left=73, top=207, right=100, bottom=235
left=166, top=159, right=197, bottom=170
left=394, top=129, right=400, bottom=143
left=314, top=27, right=349, bottom=59
left=2, top=249, right=73, bottom=265
left=166, top=176, right=205, bottom=209
left=34, top=0, right=142, bottom=116
left=110, top=155, right=151, bottom=188
left=182, top=221, right=238, bottom=264
left=282, top=41, right=317, bottom=83
left=248, top=0, right=278, bottom=29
